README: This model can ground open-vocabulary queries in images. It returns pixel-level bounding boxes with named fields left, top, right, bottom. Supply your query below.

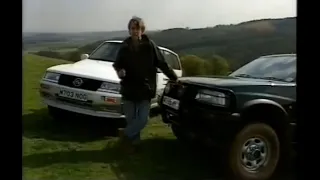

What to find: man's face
left=129, top=22, right=142, bottom=39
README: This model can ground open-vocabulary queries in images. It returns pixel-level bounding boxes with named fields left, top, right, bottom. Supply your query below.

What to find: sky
left=23, top=0, right=296, bottom=33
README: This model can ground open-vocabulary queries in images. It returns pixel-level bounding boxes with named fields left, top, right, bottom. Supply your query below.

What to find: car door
left=152, top=49, right=182, bottom=106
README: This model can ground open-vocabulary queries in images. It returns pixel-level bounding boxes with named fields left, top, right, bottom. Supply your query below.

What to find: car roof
left=104, top=40, right=178, bottom=56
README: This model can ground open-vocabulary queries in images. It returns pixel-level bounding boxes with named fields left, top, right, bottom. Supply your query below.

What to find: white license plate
left=163, top=96, right=180, bottom=110
left=59, top=89, right=88, bottom=101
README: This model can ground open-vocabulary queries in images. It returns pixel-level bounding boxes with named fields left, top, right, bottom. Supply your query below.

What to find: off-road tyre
left=227, top=123, right=280, bottom=180
left=171, top=125, right=194, bottom=145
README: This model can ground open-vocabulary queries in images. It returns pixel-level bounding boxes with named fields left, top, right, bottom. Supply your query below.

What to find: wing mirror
left=80, top=54, right=89, bottom=60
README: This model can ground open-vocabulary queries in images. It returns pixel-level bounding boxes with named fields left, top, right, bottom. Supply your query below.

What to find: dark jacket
left=113, top=34, right=178, bottom=101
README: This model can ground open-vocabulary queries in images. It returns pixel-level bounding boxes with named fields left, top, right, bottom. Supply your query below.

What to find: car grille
left=58, top=74, right=103, bottom=91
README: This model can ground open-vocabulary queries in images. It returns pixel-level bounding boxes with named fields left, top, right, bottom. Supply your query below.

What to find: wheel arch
left=239, top=99, right=290, bottom=147
left=242, top=99, right=288, bottom=116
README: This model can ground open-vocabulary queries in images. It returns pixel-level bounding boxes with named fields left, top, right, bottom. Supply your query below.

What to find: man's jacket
left=113, top=34, right=178, bottom=101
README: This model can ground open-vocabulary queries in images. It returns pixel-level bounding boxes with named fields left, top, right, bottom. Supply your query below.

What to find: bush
left=180, top=54, right=230, bottom=76
left=208, top=55, right=230, bottom=75
left=64, top=50, right=82, bottom=62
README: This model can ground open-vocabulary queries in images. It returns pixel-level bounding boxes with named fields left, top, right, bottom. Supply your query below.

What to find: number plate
left=162, top=96, right=180, bottom=110
left=59, top=89, right=88, bottom=101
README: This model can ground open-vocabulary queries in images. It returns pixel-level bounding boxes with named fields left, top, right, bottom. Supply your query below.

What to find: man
left=113, top=16, right=178, bottom=153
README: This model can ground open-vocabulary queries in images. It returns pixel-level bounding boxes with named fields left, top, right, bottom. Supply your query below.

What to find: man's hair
left=128, top=16, right=145, bottom=33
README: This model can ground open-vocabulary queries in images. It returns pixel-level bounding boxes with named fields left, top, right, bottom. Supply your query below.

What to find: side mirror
left=80, top=54, right=89, bottom=60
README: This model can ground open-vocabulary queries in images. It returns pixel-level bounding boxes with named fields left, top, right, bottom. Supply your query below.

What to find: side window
left=161, top=50, right=181, bottom=70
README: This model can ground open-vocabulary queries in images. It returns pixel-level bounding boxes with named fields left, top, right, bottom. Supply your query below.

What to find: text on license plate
left=59, top=89, right=88, bottom=101
left=162, top=96, right=180, bottom=110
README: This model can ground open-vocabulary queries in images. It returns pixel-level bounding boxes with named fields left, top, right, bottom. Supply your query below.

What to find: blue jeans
left=122, top=100, right=151, bottom=143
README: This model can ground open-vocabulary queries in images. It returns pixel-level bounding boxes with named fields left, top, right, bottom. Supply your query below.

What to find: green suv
left=159, top=54, right=296, bottom=180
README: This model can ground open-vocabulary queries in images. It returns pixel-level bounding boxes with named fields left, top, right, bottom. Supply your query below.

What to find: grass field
left=22, top=54, right=220, bottom=180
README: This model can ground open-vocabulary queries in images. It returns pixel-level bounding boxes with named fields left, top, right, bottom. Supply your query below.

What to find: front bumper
left=39, top=80, right=125, bottom=118
left=161, top=103, right=241, bottom=146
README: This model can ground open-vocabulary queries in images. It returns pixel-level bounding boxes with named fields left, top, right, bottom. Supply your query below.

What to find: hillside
left=23, top=30, right=159, bottom=51
left=79, top=17, right=296, bottom=70
left=155, top=17, right=296, bottom=69
left=29, top=17, right=296, bottom=70
left=23, top=31, right=127, bottom=48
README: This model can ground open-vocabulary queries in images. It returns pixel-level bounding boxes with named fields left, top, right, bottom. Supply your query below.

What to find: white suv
left=39, top=40, right=183, bottom=119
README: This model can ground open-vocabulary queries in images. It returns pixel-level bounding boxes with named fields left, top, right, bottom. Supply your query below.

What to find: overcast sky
left=23, top=0, right=296, bottom=33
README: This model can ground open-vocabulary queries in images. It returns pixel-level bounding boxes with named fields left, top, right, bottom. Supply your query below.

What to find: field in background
left=22, top=54, right=219, bottom=180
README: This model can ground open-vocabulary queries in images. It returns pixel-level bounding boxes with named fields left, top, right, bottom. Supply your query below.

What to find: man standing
left=113, top=16, right=178, bottom=153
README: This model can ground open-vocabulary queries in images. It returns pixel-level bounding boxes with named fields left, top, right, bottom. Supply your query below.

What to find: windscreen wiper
left=260, top=77, right=286, bottom=82
left=89, top=58, right=114, bottom=62
left=233, top=74, right=258, bottom=78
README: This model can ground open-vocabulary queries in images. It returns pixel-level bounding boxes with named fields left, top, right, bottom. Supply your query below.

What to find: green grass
left=22, top=54, right=218, bottom=180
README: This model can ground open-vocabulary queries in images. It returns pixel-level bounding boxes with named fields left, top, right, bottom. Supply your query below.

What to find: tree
left=208, top=55, right=230, bottom=75
left=180, top=54, right=230, bottom=77
left=180, top=55, right=211, bottom=76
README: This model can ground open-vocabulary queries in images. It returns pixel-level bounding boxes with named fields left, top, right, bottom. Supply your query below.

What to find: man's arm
left=150, top=41, right=178, bottom=81
left=113, top=45, right=126, bottom=78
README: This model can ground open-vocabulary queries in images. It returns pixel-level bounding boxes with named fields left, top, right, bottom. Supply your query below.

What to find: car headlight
left=98, top=82, right=120, bottom=93
left=195, top=89, right=227, bottom=106
left=43, top=72, right=60, bottom=83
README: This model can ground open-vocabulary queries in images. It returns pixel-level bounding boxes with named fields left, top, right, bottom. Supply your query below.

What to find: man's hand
left=168, top=78, right=179, bottom=84
left=117, top=69, right=126, bottom=78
